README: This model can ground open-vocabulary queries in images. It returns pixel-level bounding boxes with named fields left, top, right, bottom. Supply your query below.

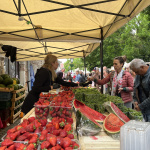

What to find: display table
left=21, top=108, right=120, bottom=150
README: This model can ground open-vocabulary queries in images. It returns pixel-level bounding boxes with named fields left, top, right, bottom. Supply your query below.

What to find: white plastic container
left=120, top=120, right=150, bottom=150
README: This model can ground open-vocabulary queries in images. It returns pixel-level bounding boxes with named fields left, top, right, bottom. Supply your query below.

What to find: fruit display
left=103, top=101, right=130, bottom=123
left=103, top=113, right=124, bottom=133
left=34, top=99, right=50, bottom=120
left=73, top=99, right=106, bottom=123
left=49, top=102, right=72, bottom=120
left=0, top=74, right=21, bottom=89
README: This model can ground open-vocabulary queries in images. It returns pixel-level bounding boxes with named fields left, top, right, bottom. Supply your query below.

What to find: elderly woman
left=90, top=56, right=134, bottom=108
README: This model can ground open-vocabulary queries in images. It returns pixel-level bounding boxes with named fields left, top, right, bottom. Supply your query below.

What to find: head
left=61, top=68, right=65, bottom=72
left=79, top=70, right=82, bottom=75
left=113, top=56, right=124, bottom=73
left=103, top=69, right=109, bottom=77
left=76, top=70, right=79, bottom=75
left=95, top=67, right=99, bottom=74
left=42, top=54, right=58, bottom=81
left=130, top=59, right=148, bottom=76
left=67, top=72, right=71, bottom=76
left=103, top=66, right=107, bottom=71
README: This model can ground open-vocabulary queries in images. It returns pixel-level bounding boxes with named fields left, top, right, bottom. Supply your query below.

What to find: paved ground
left=0, top=118, right=21, bottom=141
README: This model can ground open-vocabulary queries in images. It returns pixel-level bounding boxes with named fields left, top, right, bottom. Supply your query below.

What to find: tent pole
left=100, top=28, right=103, bottom=93
left=18, top=0, right=21, bottom=16
left=83, top=50, right=86, bottom=77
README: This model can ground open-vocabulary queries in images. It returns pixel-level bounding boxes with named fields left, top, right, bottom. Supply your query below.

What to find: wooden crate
left=0, top=87, right=14, bottom=92
left=10, top=87, right=26, bottom=124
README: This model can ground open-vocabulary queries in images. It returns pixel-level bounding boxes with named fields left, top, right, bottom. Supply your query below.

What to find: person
left=130, top=59, right=150, bottom=122
left=66, top=71, right=73, bottom=82
left=56, top=68, right=65, bottom=80
left=94, top=67, right=101, bottom=91
left=75, top=69, right=81, bottom=82
left=89, top=56, right=134, bottom=108
left=79, top=70, right=86, bottom=83
left=21, top=54, right=78, bottom=114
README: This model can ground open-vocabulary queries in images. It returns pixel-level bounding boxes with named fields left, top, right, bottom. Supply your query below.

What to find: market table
left=21, top=108, right=120, bottom=150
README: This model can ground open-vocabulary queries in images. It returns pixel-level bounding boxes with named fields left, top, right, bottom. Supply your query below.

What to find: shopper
left=66, top=71, right=73, bottom=82
left=21, top=54, right=78, bottom=114
left=130, top=59, right=150, bottom=122
left=89, top=56, right=134, bottom=108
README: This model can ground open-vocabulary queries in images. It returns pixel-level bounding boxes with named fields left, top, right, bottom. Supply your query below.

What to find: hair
left=130, top=59, right=146, bottom=70
left=114, top=56, right=125, bottom=66
left=42, top=54, right=57, bottom=81
left=122, top=55, right=127, bottom=62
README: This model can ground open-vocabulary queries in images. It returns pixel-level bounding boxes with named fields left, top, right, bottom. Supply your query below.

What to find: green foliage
left=85, top=6, right=150, bottom=71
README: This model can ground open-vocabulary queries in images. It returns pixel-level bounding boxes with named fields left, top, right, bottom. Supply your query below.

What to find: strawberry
left=28, top=117, right=35, bottom=123
left=49, top=110, right=54, bottom=115
left=52, top=130, right=60, bottom=136
left=39, top=134, right=46, bottom=142
left=1, top=139, right=14, bottom=147
left=0, top=146, right=7, bottom=150
left=73, top=142, right=79, bottom=149
left=26, top=143, right=36, bottom=150
left=55, top=144, right=62, bottom=150
left=41, top=129, right=48, bottom=135
left=25, top=123, right=35, bottom=132
left=9, top=132, right=19, bottom=140
left=66, top=118, right=73, bottom=124
left=7, top=145, right=15, bottom=150
left=65, top=147, right=73, bottom=150
left=54, top=122, right=59, bottom=130
left=33, top=119, right=41, bottom=128
left=19, top=128, right=26, bottom=134
left=63, top=137, right=71, bottom=148
left=29, top=135, right=38, bottom=143
left=41, top=141, right=50, bottom=149
left=34, top=127, right=41, bottom=133
left=56, top=136, right=64, bottom=147
left=7, top=128, right=16, bottom=135
left=67, top=134, right=74, bottom=139
left=49, top=136, right=57, bottom=146
left=59, top=122, right=65, bottom=128
left=16, top=125, right=23, bottom=131
left=51, top=113, right=57, bottom=117
left=64, top=124, right=72, bottom=132
left=14, top=143, right=26, bottom=149
left=60, top=130, right=67, bottom=138
left=39, top=118, right=47, bottom=127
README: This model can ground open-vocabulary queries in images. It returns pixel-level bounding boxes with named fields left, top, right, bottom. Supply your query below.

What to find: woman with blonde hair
left=22, top=54, right=78, bottom=114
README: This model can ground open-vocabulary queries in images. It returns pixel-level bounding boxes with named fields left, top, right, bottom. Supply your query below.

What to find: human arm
left=55, top=77, right=78, bottom=87
left=93, top=73, right=111, bottom=85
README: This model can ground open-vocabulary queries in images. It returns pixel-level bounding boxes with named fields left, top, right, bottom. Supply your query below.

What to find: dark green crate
left=0, top=100, right=12, bottom=109
left=0, top=92, right=12, bottom=101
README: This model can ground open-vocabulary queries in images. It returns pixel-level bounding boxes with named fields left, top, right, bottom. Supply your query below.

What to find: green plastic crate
left=0, top=100, right=12, bottom=109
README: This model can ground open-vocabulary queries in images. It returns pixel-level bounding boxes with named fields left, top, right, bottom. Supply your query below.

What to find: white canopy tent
left=0, top=0, right=149, bottom=61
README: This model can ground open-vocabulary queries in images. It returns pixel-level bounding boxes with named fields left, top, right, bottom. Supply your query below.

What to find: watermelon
left=73, top=99, right=106, bottom=123
left=103, top=101, right=130, bottom=123
left=103, top=113, right=124, bottom=133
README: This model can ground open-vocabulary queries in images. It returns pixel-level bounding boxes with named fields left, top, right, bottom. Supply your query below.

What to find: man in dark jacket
left=130, top=59, right=150, bottom=122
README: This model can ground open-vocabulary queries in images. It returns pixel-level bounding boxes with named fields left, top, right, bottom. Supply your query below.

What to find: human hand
left=118, top=88, right=123, bottom=93
left=134, top=102, right=138, bottom=107
left=87, top=76, right=94, bottom=81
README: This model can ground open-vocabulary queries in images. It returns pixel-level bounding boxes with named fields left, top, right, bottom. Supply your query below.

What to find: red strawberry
left=39, top=118, right=47, bottom=127
left=41, top=129, right=48, bottom=135
left=7, top=144, right=15, bottom=150
left=9, top=132, right=19, bottom=140
left=29, top=135, right=38, bottom=143
left=65, top=147, right=73, bottom=150
left=59, top=122, right=65, bottom=128
left=67, top=134, right=74, bottom=139
left=41, top=141, right=50, bottom=149
left=0, top=146, right=7, bottom=150
left=66, top=118, right=73, bottom=124
left=49, top=136, right=57, bottom=146
left=33, top=119, right=41, bottom=128
left=60, top=130, right=67, bottom=138
left=63, top=137, right=71, bottom=148
left=55, top=144, right=62, bottom=150
left=39, top=134, right=46, bottom=141
left=16, top=125, right=23, bottom=131
left=34, top=127, right=41, bottom=133
left=25, top=123, right=35, bottom=132
left=1, top=139, right=14, bottom=147
left=56, top=136, right=64, bottom=147
left=52, top=130, right=60, bottom=136
left=64, top=124, right=72, bottom=132
left=73, top=142, right=79, bottom=149
left=28, top=117, right=35, bottom=123
left=26, top=143, right=36, bottom=150
left=14, top=143, right=26, bottom=149
left=19, top=128, right=26, bottom=134
left=7, top=128, right=16, bottom=135
left=51, top=113, right=57, bottom=117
